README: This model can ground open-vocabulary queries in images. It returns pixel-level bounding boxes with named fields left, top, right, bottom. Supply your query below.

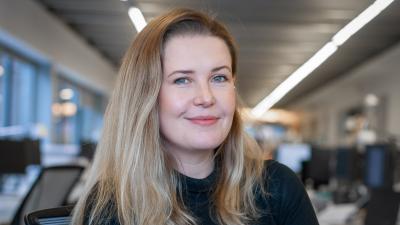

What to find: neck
left=170, top=148, right=215, bottom=179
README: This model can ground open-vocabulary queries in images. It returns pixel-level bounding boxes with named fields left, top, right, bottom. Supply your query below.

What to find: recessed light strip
left=251, top=43, right=337, bottom=117
left=251, top=0, right=395, bottom=118
left=332, top=0, right=395, bottom=45
left=128, top=7, right=147, bottom=33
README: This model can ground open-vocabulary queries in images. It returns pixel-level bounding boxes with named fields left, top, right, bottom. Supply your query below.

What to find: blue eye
left=174, top=77, right=190, bottom=85
left=212, top=75, right=228, bottom=83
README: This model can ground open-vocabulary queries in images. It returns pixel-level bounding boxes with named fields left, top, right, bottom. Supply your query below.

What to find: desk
left=317, top=203, right=363, bottom=225
left=0, top=194, right=22, bottom=225
left=0, top=169, right=38, bottom=225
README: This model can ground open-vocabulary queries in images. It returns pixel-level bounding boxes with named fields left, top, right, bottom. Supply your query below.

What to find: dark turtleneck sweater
left=178, top=160, right=319, bottom=225
left=178, top=164, right=219, bottom=224
left=84, top=160, right=320, bottom=225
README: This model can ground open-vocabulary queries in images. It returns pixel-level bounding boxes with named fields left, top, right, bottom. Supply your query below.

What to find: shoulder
left=260, top=160, right=319, bottom=225
left=83, top=184, right=119, bottom=225
left=262, top=160, right=306, bottom=203
left=264, top=160, right=302, bottom=187
left=264, top=159, right=295, bottom=180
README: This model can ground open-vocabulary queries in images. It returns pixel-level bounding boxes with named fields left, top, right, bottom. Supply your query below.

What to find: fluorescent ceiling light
left=332, top=0, right=395, bottom=46
left=59, top=88, right=74, bottom=100
left=364, top=93, right=379, bottom=107
left=251, top=43, right=337, bottom=117
left=251, top=0, right=394, bottom=118
left=128, top=7, right=147, bottom=33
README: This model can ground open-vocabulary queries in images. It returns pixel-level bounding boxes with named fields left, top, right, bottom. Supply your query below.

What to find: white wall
left=291, top=41, right=400, bottom=147
left=0, top=0, right=116, bottom=95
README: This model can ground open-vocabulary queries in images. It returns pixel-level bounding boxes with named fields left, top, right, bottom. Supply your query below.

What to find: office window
left=79, top=90, right=105, bottom=142
left=9, top=57, right=37, bottom=126
left=0, top=51, right=7, bottom=126
left=51, top=76, right=105, bottom=144
left=0, top=47, right=51, bottom=141
left=0, top=50, right=36, bottom=129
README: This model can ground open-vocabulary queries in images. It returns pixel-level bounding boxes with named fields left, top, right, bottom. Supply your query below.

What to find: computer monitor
left=364, top=189, right=400, bottom=225
left=0, top=139, right=41, bottom=175
left=23, top=139, right=41, bottom=165
left=335, top=147, right=361, bottom=181
left=307, top=147, right=332, bottom=189
left=276, top=143, right=311, bottom=173
left=0, top=140, right=28, bottom=174
left=364, top=144, right=394, bottom=189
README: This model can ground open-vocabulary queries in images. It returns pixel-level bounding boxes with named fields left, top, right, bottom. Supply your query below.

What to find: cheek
left=159, top=87, right=187, bottom=118
left=221, top=89, right=236, bottom=116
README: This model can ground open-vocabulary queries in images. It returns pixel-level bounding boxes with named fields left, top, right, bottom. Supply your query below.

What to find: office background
left=0, top=0, right=400, bottom=225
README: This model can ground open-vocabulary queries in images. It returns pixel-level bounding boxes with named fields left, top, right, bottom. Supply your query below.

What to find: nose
left=193, top=83, right=215, bottom=107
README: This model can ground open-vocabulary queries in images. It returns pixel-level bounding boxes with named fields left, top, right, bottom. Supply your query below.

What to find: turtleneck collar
left=179, top=167, right=218, bottom=193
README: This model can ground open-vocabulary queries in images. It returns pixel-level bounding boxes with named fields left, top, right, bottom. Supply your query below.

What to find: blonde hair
left=72, top=8, right=266, bottom=225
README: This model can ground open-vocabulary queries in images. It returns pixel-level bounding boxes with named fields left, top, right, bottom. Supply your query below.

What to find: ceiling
left=35, top=0, right=400, bottom=108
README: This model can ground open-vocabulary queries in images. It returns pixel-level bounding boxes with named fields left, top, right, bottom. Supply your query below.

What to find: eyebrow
left=167, top=65, right=232, bottom=77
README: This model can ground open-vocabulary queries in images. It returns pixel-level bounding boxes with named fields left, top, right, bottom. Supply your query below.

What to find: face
left=159, top=35, right=236, bottom=158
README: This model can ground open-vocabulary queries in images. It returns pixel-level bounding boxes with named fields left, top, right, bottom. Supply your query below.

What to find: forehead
left=162, top=35, right=232, bottom=71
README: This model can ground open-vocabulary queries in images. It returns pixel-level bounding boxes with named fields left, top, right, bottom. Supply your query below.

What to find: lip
left=186, top=116, right=219, bottom=126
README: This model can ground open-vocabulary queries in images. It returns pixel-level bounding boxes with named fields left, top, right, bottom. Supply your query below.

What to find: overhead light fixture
left=62, top=102, right=78, bottom=117
left=251, top=0, right=394, bottom=118
left=59, top=88, right=74, bottom=100
left=332, top=0, right=394, bottom=46
left=52, top=103, right=63, bottom=117
left=251, top=43, right=337, bottom=117
left=52, top=102, right=78, bottom=117
left=364, top=93, right=379, bottom=107
left=128, top=7, right=147, bottom=33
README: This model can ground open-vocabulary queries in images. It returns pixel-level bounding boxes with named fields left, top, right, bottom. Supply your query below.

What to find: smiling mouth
left=186, top=116, right=219, bottom=126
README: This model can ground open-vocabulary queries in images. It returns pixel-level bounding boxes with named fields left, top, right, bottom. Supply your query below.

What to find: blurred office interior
left=0, top=0, right=400, bottom=225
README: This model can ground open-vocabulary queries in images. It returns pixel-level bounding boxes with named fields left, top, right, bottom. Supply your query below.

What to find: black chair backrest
left=79, top=141, right=97, bottom=161
left=11, top=165, right=84, bottom=225
left=24, top=205, right=73, bottom=225
left=364, top=189, right=400, bottom=225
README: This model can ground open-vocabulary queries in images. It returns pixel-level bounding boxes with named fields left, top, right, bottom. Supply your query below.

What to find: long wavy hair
left=72, top=8, right=266, bottom=225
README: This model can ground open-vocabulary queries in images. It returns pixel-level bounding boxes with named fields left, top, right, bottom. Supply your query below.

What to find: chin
left=189, top=137, right=226, bottom=151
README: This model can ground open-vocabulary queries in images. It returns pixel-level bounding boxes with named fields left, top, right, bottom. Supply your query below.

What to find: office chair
left=24, top=205, right=73, bottom=225
left=364, top=189, right=400, bottom=225
left=79, top=141, right=97, bottom=161
left=10, top=165, right=85, bottom=225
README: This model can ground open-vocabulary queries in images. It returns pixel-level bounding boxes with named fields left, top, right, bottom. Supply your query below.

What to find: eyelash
left=173, top=77, right=190, bottom=85
left=212, top=75, right=228, bottom=83
left=173, top=74, right=230, bottom=85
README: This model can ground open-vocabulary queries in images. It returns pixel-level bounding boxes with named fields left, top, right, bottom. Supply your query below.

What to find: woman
left=72, top=8, right=319, bottom=225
